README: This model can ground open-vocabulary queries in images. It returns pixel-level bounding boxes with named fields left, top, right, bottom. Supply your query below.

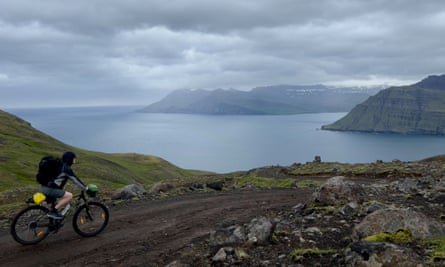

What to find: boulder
left=246, top=217, right=273, bottom=245
left=111, top=184, right=146, bottom=200
left=312, top=176, right=367, bottom=206
left=207, top=181, right=225, bottom=191
left=209, top=217, right=273, bottom=246
left=365, top=201, right=389, bottom=214
left=212, top=247, right=228, bottom=262
left=339, top=202, right=360, bottom=217
left=353, top=208, right=445, bottom=240
left=293, top=203, right=306, bottom=215
left=149, top=182, right=175, bottom=194
left=345, top=241, right=423, bottom=267
left=395, top=178, right=419, bottom=193
left=189, top=183, right=204, bottom=191
left=209, top=225, right=246, bottom=246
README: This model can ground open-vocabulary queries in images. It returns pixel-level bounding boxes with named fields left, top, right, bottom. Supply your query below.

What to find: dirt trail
left=0, top=188, right=312, bottom=267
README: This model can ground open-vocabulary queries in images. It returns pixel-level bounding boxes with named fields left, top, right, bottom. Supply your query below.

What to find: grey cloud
left=1, top=0, right=437, bottom=34
left=1, top=0, right=445, bottom=107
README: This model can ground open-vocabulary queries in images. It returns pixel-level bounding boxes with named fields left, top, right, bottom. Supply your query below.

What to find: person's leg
left=42, top=187, right=70, bottom=219
left=55, top=191, right=73, bottom=210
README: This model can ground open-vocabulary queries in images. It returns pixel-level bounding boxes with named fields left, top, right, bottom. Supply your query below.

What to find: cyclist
left=41, top=151, right=87, bottom=219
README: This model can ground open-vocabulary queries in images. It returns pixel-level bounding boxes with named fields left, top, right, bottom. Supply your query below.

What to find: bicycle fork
left=79, top=205, right=94, bottom=225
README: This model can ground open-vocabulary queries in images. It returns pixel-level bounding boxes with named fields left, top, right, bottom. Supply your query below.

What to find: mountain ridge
left=322, top=74, right=445, bottom=135
left=140, top=85, right=381, bottom=115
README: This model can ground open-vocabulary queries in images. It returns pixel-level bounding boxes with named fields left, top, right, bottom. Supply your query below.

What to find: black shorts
left=41, top=186, right=65, bottom=198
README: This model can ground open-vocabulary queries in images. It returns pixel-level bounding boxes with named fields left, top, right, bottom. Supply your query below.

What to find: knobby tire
left=10, top=205, right=51, bottom=245
left=72, top=201, right=109, bottom=237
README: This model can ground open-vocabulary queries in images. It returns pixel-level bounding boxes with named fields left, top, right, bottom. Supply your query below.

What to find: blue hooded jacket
left=51, top=152, right=86, bottom=190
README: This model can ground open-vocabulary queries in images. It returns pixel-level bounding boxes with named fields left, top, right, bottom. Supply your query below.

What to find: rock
left=212, top=247, right=228, bottom=262
left=207, top=181, right=225, bottom=191
left=189, top=183, right=204, bottom=191
left=312, top=176, right=367, bottom=206
left=431, top=192, right=445, bottom=202
left=304, top=227, right=322, bottom=236
left=240, top=183, right=259, bottom=190
left=209, top=225, right=246, bottom=246
left=353, top=208, right=445, bottom=240
left=293, top=203, right=306, bottom=215
left=111, top=184, right=146, bottom=200
left=149, top=182, right=175, bottom=194
left=235, top=248, right=249, bottom=260
left=345, top=241, right=423, bottom=267
left=260, top=260, right=271, bottom=266
left=339, top=202, right=360, bottom=217
left=165, top=260, right=189, bottom=267
left=365, top=201, right=389, bottom=214
left=247, top=217, right=273, bottom=244
left=395, top=178, right=419, bottom=193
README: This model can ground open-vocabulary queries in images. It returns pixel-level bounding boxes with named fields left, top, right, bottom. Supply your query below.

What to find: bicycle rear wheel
left=10, top=205, right=51, bottom=245
left=72, top=201, right=109, bottom=237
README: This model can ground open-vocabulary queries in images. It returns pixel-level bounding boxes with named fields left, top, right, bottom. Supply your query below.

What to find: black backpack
left=36, top=156, right=63, bottom=186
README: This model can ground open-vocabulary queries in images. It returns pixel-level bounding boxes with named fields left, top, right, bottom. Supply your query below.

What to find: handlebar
left=76, top=188, right=97, bottom=201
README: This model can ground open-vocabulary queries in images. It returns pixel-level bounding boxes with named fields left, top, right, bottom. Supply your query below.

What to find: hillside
left=3, top=159, right=445, bottom=266
left=0, top=109, right=205, bottom=211
left=140, top=85, right=379, bottom=115
left=322, top=74, right=445, bottom=135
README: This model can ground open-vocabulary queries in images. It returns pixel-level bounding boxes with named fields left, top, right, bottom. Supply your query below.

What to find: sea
left=5, top=106, right=445, bottom=173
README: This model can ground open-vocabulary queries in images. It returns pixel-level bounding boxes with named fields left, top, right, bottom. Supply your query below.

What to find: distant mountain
left=140, top=85, right=380, bottom=115
left=322, top=74, right=445, bottom=135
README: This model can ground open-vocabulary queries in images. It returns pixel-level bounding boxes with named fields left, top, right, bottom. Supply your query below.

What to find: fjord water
left=7, top=106, right=445, bottom=173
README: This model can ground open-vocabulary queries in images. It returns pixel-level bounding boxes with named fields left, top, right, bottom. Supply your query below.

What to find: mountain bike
left=10, top=186, right=109, bottom=245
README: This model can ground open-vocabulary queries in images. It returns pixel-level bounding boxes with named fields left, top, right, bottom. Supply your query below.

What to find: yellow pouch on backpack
left=33, top=192, right=46, bottom=205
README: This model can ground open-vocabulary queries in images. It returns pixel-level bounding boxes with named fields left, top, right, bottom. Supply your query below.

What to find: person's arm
left=64, top=166, right=87, bottom=190
left=67, top=173, right=87, bottom=190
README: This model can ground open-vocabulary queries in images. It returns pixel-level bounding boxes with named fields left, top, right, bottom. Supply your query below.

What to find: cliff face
left=322, top=74, right=445, bottom=135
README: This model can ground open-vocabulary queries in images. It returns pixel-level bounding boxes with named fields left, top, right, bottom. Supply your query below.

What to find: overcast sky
left=1, top=0, right=445, bottom=108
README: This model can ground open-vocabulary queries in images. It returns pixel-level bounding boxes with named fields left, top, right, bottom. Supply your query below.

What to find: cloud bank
left=1, top=0, right=445, bottom=107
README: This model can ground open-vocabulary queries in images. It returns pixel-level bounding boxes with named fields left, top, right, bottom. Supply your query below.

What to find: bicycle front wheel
left=72, top=201, right=109, bottom=237
left=10, top=205, right=51, bottom=245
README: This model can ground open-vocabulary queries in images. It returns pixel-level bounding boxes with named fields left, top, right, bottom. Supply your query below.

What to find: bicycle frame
left=29, top=190, right=90, bottom=232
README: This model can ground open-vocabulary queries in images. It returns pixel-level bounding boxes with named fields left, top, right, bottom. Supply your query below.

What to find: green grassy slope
left=0, top=109, right=205, bottom=193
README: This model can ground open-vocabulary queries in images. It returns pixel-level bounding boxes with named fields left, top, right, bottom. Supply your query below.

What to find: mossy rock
left=235, top=248, right=249, bottom=260
left=364, top=229, right=414, bottom=244
left=290, top=248, right=336, bottom=262
left=423, top=237, right=445, bottom=263
left=271, top=230, right=288, bottom=244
